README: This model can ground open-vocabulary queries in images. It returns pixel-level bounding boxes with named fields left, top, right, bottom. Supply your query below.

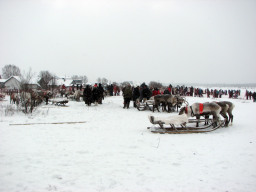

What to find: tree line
left=0, top=64, right=112, bottom=89
left=1, top=64, right=167, bottom=90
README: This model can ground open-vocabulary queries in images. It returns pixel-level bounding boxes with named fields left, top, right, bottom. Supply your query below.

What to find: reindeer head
left=179, top=107, right=186, bottom=115
left=179, top=105, right=189, bottom=115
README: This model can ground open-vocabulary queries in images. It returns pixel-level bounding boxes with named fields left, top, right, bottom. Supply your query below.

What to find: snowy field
left=0, top=90, right=256, bottom=192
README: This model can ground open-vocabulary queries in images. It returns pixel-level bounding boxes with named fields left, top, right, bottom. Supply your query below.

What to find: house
left=0, top=78, right=7, bottom=88
left=4, top=76, right=21, bottom=90
left=71, top=79, right=83, bottom=86
left=3, top=76, right=41, bottom=90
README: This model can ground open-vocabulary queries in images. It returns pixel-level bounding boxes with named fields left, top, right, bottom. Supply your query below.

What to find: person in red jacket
left=152, top=88, right=160, bottom=96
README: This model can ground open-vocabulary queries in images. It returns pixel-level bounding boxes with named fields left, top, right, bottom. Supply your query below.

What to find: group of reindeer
left=10, top=90, right=52, bottom=113
left=152, top=94, right=188, bottom=113
left=178, top=101, right=234, bottom=127
left=147, top=94, right=234, bottom=127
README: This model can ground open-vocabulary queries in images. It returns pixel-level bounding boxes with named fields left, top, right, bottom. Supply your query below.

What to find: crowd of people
left=59, top=82, right=256, bottom=108
left=120, top=83, right=256, bottom=109
left=82, top=83, right=104, bottom=106
left=3, top=82, right=255, bottom=109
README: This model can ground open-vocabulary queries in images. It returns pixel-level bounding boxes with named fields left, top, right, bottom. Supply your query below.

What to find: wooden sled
left=136, top=100, right=154, bottom=111
left=55, top=100, right=69, bottom=106
left=148, top=118, right=225, bottom=134
left=50, top=99, right=69, bottom=106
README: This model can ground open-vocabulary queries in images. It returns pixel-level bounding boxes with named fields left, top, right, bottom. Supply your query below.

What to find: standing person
left=60, top=84, right=66, bottom=97
left=113, top=85, right=117, bottom=96
left=83, top=84, right=92, bottom=106
left=252, top=92, right=256, bottom=102
left=142, top=84, right=151, bottom=102
left=123, top=84, right=133, bottom=109
left=108, top=84, right=114, bottom=96
left=168, top=84, right=172, bottom=95
left=249, top=91, right=252, bottom=100
left=132, top=85, right=140, bottom=107
left=92, top=86, right=99, bottom=105
left=190, top=86, right=194, bottom=96
left=98, top=83, right=104, bottom=104
left=163, top=88, right=170, bottom=94
left=246, top=90, right=249, bottom=100
left=206, top=89, right=210, bottom=98
left=152, top=88, right=160, bottom=96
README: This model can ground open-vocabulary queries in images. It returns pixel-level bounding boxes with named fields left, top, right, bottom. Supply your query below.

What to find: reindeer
left=215, top=101, right=235, bottom=126
left=179, top=102, right=221, bottom=127
left=153, top=94, right=176, bottom=112
left=38, top=90, right=53, bottom=105
left=174, top=95, right=188, bottom=112
left=10, top=93, right=20, bottom=105
left=20, top=92, right=32, bottom=113
left=153, top=94, right=188, bottom=113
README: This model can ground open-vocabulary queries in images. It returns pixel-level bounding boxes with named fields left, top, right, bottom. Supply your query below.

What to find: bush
left=4, top=104, right=15, bottom=116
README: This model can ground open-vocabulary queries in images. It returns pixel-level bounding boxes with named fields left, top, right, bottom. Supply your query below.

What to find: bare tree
left=1, top=64, right=21, bottom=79
left=72, top=75, right=79, bottom=80
left=101, top=78, right=108, bottom=86
left=81, top=76, right=88, bottom=85
left=149, top=81, right=163, bottom=89
left=120, top=81, right=132, bottom=88
left=20, top=68, right=35, bottom=91
left=97, top=77, right=102, bottom=84
left=38, top=71, right=53, bottom=89
left=72, top=75, right=88, bottom=85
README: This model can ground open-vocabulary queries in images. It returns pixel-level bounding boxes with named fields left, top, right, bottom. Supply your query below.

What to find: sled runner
left=55, top=100, right=69, bottom=106
left=50, top=99, right=69, bottom=106
left=148, top=117, right=225, bottom=134
left=136, top=99, right=154, bottom=111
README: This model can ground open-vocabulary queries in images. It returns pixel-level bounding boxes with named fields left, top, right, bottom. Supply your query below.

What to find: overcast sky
left=0, top=0, right=255, bottom=84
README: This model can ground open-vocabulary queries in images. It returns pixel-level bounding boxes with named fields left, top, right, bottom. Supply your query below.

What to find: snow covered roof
left=48, top=77, right=73, bottom=86
left=6, top=76, right=21, bottom=82
left=71, top=80, right=83, bottom=85
left=0, top=79, right=7, bottom=83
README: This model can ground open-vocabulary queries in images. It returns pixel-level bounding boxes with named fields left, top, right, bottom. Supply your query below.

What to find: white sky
left=0, top=0, right=255, bottom=84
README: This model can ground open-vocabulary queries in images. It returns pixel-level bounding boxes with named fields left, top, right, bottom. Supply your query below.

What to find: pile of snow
left=0, top=90, right=256, bottom=192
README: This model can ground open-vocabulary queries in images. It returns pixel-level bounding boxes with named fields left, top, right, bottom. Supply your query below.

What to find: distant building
left=3, top=76, right=41, bottom=90
left=0, top=78, right=7, bottom=88
left=4, top=76, right=21, bottom=90
left=48, top=77, right=73, bottom=89
left=71, top=80, right=83, bottom=86
left=48, top=77, right=83, bottom=90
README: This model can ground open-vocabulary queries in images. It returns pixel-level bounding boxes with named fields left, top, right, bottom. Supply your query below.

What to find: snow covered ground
left=0, top=90, right=256, bottom=192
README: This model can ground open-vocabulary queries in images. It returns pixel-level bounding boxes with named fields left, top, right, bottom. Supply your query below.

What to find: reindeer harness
left=185, top=103, right=204, bottom=117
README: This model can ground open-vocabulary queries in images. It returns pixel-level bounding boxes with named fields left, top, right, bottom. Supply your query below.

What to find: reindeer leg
left=212, top=112, right=219, bottom=128
left=196, top=115, right=200, bottom=127
left=228, top=112, right=233, bottom=125
left=221, top=112, right=229, bottom=127
left=205, top=114, right=209, bottom=125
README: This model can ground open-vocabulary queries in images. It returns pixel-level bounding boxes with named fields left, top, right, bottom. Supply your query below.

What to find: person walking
left=123, top=84, right=133, bottom=109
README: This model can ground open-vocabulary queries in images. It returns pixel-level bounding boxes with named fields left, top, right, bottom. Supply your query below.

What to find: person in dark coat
left=98, top=83, right=104, bottom=104
left=132, top=86, right=140, bottom=107
left=142, top=85, right=151, bottom=101
left=92, top=86, right=99, bottom=104
left=83, top=85, right=92, bottom=106
left=123, top=84, right=133, bottom=109
left=163, top=88, right=170, bottom=94
left=252, top=92, right=256, bottom=102
left=108, top=84, right=114, bottom=96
